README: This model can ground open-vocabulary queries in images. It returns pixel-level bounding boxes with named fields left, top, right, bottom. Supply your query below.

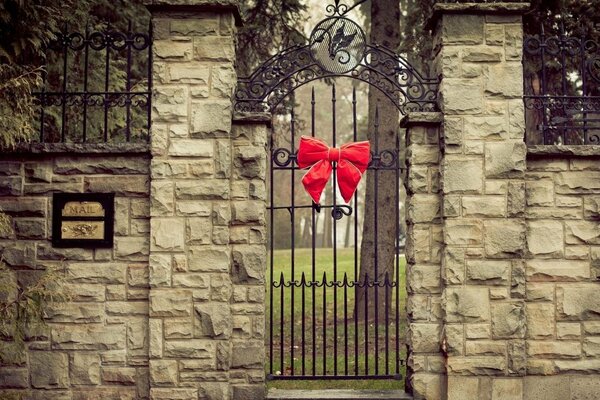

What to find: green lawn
left=266, top=248, right=407, bottom=390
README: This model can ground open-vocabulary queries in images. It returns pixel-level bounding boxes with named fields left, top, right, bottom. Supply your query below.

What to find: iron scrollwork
left=234, top=0, right=439, bottom=114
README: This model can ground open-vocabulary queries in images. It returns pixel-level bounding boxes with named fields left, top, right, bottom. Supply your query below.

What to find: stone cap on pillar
left=400, top=112, right=443, bottom=128
left=144, top=0, right=242, bottom=26
left=426, top=2, right=530, bottom=30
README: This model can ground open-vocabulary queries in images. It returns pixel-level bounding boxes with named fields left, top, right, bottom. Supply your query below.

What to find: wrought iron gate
left=267, top=84, right=404, bottom=381
left=233, top=0, right=439, bottom=382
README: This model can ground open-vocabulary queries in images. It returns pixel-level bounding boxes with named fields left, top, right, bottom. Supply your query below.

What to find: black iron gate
left=267, top=84, right=404, bottom=381
left=233, top=0, right=439, bottom=382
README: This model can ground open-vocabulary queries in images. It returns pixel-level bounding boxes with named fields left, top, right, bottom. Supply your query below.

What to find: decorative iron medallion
left=309, top=17, right=366, bottom=74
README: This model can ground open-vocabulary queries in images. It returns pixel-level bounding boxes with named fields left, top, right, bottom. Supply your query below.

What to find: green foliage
left=0, top=65, right=43, bottom=148
left=0, top=213, right=71, bottom=365
left=0, top=0, right=149, bottom=146
left=236, top=0, right=308, bottom=77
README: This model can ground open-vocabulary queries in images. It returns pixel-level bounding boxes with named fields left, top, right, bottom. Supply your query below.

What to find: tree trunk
left=355, top=0, right=400, bottom=321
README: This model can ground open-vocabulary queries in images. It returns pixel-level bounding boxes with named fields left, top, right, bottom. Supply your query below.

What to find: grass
left=266, top=248, right=407, bottom=390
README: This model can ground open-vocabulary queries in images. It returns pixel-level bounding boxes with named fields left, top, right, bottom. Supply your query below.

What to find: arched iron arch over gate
left=233, top=2, right=439, bottom=114
left=235, top=0, right=440, bottom=383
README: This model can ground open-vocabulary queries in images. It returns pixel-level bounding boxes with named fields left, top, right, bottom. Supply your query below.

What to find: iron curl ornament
left=234, top=0, right=439, bottom=114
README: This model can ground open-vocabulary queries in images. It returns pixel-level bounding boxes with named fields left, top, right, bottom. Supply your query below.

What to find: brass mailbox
left=52, top=193, right=114, bottom=248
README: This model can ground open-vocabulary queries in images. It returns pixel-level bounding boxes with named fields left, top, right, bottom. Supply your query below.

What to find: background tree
left=356, top=0, right=400, bottom=321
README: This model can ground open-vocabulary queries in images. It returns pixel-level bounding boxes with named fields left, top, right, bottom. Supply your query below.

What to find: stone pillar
left=431, top=2, right=529, bottom=399
left=403, top=112, right=445, bottom=400
left=146, top=2, right=267, bottom=399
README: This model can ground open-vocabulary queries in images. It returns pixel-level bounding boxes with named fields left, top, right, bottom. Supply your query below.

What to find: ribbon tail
left=336, top=160, right=363, bottom=203
left=301, top=160, right=333, bottom=205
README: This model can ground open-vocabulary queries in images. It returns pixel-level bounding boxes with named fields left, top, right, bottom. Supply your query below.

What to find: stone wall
left=522, top=148, right=600, bottom=394
left=401, top=3, right=600, bottom=400
left=147, top=1, right=267, bottom=399
left=403, top=113, right=445, bottom=399
left=0, top=150, right=151, bottom=399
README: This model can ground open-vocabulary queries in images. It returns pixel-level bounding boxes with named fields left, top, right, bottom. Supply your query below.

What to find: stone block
left=557, top=283, right=600, bottom=320
left=407, top=195, right=441, bottom=223
left=408, top=323, right=441, bottom=353
left=0, top=368, right=28, bottom=388
left=53, top=325, right=125, bottom=350
left=148, top=254, right=171, bottom=287
left=195, top=303, right=232, bottom=338
left=168, top=63, right=210, bottom=84
left=231, top=341, right=263, bottom=368
left=164, top=340, right=214, bottom=359
left=186, top=217, right=212, bottom=245
left=189, top=247, right=230, bottom=272
left=232, top=245, right=266, bottom=284
left=211, top=65, right=236, bottom=98
left=45, top=302, right=103, bottom=323
left=491, top=302, right=525, bottom=339
left=556, top=171, right=600, bottom=194
left=171, top=16, right=219, bottom=36
left=447, top=356, right=505, bottom=375
left=526, top=303, right=554, bottom=339
left=466, top=324, right=491, bottom=340
left=526, top=260, right=589, bottom=282
left=526, top=180, right=554, bottom=207
left=462, top=195, right=506, bottom=218
left=412, top=373, right=444, bottom=400
left=484, top=220, right=526, bottom=258
left=190, top=101, right=232, bottom=137
left=464, top=115, right=508, bottom=140
left=151, top=218, right=185, bottom=251
left=30, top=352, right=69, bottom=388
left=101, top=367, right=136, bottom=385
left=194, top=36, right=235, bottom=61
left=507, top=181, right=525, bottom=217
left=14, top=218, right=46, bottom=239
left=232, top=385, right=266, bottom=400
left=154, top=39, right=193, bottom=60
left=168, top=139, right=213, bottom=157
left=565, top=221, right=600, bottom=245
left=484, top=63, right=523, bottom=98
left=556, top=322, right=580, bottom=339
left=445, top=287, right=490, bottom=322
left=443, top=14, right=484, bottom=44
left=0, top=198, right=46, bottom=217
left=84, top=176, right=149, bottom=197
left=68, top=263, right=125, bottom=284
left=442, top=79, right=484, bottom=114
left=0, top=177, right=23, bottom=195
left=407, top=145, right=440, bottom=165
left=151, top=388, right=198, bottom=400
left=445, top=219, right=483, bottom=246
left=527, top=340, right=581, bottom=359
left=466, top=260, right=510, bottom=285
left=149, top=289, right=191, bottom=317
left=526, top=283, right=554, bottom=302
left=443, top=157, right=483, bottom=194
left=408, top=264, right=442, bottom=294
left=570, top=376, right=600, bottom=400
left=485, top=142, right=526, bottom=178
left=523, top=376, right=570, bottom=400
left=114, top=236, right=150, bottom=261
left=527, top=220, right=563, bottom=257
left=492, top=379, right=522, bottom=400
left=231, top=201, right=266, bottom=225
left=466, top=340, right=505, bottom=356
left=150, top=359, right=178, bottom=386
left=511, top=260, right=526, bottom=299
left=176, top=180, right=230, bottom=200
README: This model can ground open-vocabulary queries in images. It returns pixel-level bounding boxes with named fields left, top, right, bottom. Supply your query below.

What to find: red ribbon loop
left=296, top=136, right=370, bottom=204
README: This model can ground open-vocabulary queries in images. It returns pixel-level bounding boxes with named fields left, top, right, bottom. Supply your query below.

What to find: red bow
left=296, top=136, right=370, bottom=204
